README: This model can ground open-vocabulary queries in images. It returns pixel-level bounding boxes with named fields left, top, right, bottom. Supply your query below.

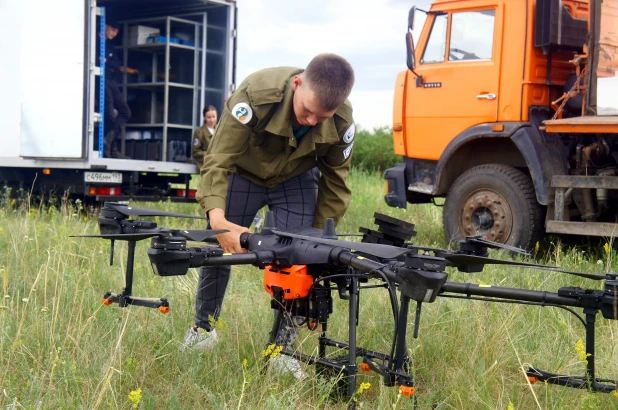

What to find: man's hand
left=208, top=208, right=251, bottom=254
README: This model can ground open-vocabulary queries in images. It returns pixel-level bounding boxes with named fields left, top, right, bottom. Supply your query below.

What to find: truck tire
left=443, top=164, right=543, bottom=250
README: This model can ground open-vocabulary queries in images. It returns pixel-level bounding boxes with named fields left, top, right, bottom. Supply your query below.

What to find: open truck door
left=18, top=0, right=87, bottom=159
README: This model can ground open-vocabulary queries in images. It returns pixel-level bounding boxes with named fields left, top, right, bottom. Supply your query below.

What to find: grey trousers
left=195, top=168, right=320, bottom=330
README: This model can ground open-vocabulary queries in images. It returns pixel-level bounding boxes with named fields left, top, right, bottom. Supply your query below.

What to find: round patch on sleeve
left=232, top=102, right=253, bottom=125
left=342, top=123, right=356, bottom=143
left=194, top=138, right=199, bottom=146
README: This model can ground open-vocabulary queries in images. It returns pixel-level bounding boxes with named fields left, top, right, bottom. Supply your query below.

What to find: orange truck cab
left=385, top=0, right=618, bottom=249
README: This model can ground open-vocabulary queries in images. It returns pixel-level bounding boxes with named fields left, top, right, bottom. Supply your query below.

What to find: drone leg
left=119, top=240, right=136, bottom=307
left=584, top=308, right=597, bottom=389
left=318, top=321, right=327, bottom=360
left=347, top=277, right=359, bottom=402
left=392, top=295, right=410, bottom=378
left=110, top=239, right=115, bottom=266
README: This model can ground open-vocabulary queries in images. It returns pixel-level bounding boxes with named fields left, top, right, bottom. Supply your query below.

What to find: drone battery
left=264, top=264, right=313, bottom=300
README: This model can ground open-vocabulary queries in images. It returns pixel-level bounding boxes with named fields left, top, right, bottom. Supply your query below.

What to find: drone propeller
left=464, top=236, right=530, bottom=256
left=443, top=254, right=607, bottom=280
left=272, top=230, right=409, bottom=259
left=72, top=229, right=227, bottom=242
left=102, top=202, right=206, bottom=219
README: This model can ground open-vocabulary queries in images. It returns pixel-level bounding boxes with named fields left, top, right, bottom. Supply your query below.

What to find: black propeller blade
left=72, top=229, right=227, bottom=242
left=103, top=203, right=206, bottom=219
left=464, top=236, right=530, bottom=256
left=272, top=230, right=408, bottom=259
left=444, top=254, right=606, bottom=280
left=71, top=232, right=162, bottom=241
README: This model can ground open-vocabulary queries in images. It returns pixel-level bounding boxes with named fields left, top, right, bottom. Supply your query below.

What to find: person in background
left=191, top=105, right=218, bottom=168
left=184, top=53, right=356, bottom=379
left=102, top=20, right=131, bottom=159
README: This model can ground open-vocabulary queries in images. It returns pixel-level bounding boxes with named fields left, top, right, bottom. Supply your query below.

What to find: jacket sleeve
left=313, top=123, right=354, bottom=229
left=191, top=128, right=208, bottom=166
left=196, top=88, right=256, bottom=213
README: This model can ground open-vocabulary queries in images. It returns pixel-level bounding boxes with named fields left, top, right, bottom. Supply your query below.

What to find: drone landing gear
left=266, top=276, right=415, bottom=409
left=526, top=308, right=617, bottom=392
left=101, top=240, right=170, bottom=314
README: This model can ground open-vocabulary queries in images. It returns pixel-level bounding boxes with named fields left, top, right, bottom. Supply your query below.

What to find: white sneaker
left=181, top=327, right=218, bottom=350
left=270, top=354, right=308, bottom=380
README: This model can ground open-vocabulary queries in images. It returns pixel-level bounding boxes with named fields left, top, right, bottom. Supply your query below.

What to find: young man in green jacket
left=186, top=54, right=356, bottom=376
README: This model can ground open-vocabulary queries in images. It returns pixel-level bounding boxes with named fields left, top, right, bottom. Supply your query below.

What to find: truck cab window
left=449, top=10, right=495, bottom=61
left=421, top=14, right=448, bottom=64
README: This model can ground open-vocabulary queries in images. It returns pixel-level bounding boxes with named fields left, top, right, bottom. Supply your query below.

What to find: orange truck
left=385, top=0, right=618, bottom=249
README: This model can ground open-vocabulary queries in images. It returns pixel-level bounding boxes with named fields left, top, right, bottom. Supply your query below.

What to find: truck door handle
left=477, top=93, right=496, bottom=100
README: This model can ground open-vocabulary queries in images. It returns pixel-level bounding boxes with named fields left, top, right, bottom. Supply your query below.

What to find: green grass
left=1, top=169, right=618, bottom=409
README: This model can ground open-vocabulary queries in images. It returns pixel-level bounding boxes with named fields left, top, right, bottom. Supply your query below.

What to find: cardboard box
left=129, top=25, right=160, bottom=45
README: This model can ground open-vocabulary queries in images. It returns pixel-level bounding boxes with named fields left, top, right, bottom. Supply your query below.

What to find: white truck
left=0, top=0, right=237, bottom=203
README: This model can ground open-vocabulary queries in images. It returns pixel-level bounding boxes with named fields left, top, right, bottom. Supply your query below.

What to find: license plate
left=84, top=172, right=122, bottom=184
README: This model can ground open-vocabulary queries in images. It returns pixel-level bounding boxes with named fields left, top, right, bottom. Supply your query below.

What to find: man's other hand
left=208, top=208, right=251, bottom=254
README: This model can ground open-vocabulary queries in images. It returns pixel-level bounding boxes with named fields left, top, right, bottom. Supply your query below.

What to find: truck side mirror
left=406, top=6, right=417, bottom=71
left=406, top=32, right=416, bottom=71
left=408, top=6, right=416, bottom=31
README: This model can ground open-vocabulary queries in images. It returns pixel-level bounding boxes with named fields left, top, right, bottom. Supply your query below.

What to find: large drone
left=74, top=202, right=618, bottom=406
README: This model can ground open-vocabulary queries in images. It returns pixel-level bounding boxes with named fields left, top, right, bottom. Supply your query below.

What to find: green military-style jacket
left=196, top=66, right=355, bottom=228
left=191, top=124, right=214, bottom=167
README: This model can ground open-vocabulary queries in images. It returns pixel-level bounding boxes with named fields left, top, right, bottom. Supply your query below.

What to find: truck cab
left=386, top=0, right=618, bottom=249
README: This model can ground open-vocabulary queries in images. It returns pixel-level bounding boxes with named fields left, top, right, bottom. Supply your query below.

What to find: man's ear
left=292, top=75, right=302, bottom=91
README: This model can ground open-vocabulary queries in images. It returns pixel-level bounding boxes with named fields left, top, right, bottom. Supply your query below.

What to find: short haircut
left=203, top=105, right=217, bottom=116
left=304, top=54, right=355, bottom=111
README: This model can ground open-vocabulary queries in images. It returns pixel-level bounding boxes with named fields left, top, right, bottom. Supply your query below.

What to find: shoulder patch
left=343, top=143, right=353, bottom=159
left=232, top=102, right=253, bottom=125
left=194, top=138, right=199, bottom=146
left=343, top=123, right=355, bottom=144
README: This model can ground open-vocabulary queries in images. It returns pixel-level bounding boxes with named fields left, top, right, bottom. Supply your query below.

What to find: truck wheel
left=443, top=164, right=543, bottom=250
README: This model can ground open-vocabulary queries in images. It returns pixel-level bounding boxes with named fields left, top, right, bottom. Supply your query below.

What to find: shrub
left=351, top=126, right=401, bottom=172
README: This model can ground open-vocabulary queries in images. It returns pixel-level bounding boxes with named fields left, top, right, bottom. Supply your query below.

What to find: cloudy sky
left=234, top=0, right=431, bottom=131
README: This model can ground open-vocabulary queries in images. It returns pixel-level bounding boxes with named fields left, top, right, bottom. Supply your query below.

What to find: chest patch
left=343, top=123, right=355, bottom=143
left=232, top=102, right=253, bottom=125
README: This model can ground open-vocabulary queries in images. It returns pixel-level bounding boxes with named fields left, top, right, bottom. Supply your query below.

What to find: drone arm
left=440, top=282, right=582, bottom=307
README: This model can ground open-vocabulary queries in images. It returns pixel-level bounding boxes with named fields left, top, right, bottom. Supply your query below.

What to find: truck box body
left=0, top=0, right=236, bottom=202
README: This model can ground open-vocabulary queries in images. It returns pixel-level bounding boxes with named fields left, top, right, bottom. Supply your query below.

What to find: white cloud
left=235, top=0, right=431, bottom=129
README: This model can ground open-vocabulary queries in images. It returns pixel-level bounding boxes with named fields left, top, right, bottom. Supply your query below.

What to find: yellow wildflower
left=604, top=243, right=610, bottom=255
left=535, top=242, right=539, bottom=252
left=575, top=339, right=591, bottom=364
left=357, top=382, right=371, bottom=395
left=613, top=389, right=618, bottom=398
left=507, top=402, right=515, bottom=410
left=243, top=358, right=248, bottom=368
left=128, top=388, right=142, bottom=409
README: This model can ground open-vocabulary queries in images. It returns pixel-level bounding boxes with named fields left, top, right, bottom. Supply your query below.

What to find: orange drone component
left=263, top=264, right=313, bottom=300
left=399, top=385, right=416, bottom=397
left=528, top=376, right=539, bottom=384
left=158, top=306, right=171, bottom=314
left=360, top=362, right=371, bottom=373
left=102, top=298, right=113, bottom=306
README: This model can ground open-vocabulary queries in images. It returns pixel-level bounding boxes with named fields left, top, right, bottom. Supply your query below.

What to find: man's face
left=204, top=110, right=217, bottom=128
left=292, top=75, right=337, bottom=127
left=105, top=25, right=119, bottom=40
